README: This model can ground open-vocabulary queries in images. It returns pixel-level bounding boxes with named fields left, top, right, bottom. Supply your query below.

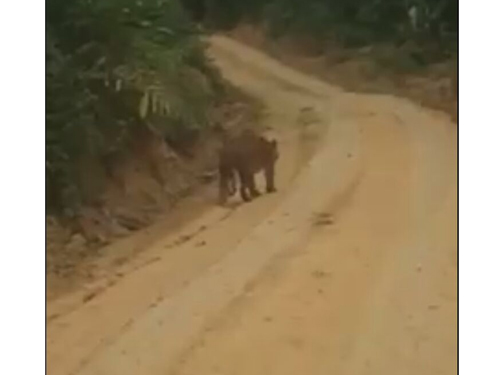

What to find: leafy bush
left=46, top=0, right=222, bottom=210
left=201, top=0, right=457, bottom=53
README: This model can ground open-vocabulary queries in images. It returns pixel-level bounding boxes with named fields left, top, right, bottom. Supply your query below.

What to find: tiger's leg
left=237, top=167, right=252, bottom=202
left=248, top=172, right=261, bottom=198
left=218, top=166, right=230, bottom=205
left=264, top=164, right=277, bottom=193
left=228, top=169, right=237, bottom=196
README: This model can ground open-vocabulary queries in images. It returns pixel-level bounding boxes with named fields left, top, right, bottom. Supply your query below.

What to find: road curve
left=47, top=36, right=457, bottom=375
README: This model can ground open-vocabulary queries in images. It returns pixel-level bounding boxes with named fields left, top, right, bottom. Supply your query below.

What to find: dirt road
left=47, top=36, right=457, bottom=375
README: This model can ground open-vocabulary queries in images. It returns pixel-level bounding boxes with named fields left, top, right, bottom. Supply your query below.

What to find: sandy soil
left=46, top=36, right=457, bottom=375
left=227, top=24, right=457, bottom=122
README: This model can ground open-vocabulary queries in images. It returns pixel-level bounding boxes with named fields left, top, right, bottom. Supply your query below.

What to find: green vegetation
left=46, top=0, right=223, bottom=210
left=201, top=0, right=457, bottom=59
left=47, top=0, right=457, bottom=211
